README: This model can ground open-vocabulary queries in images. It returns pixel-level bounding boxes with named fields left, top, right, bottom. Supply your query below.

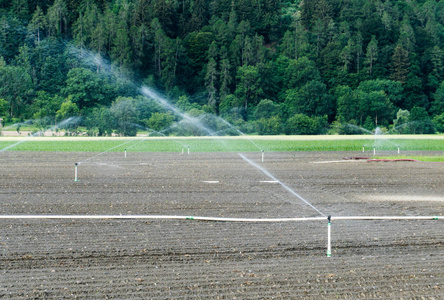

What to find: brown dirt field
left=0, top=151, right=443, bottom=299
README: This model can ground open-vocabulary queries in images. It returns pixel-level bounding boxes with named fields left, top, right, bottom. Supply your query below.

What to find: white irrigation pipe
left=327, top=216, right=332, bottom=257
left=1, top=215, right=440, bottom=257
left=74, top=163, right=78, bottom=182
left=0, top=215, right=326, bottom=222
left=331, top=216, right=440, bottom=220
left=1, top=215, right=439, bottom=221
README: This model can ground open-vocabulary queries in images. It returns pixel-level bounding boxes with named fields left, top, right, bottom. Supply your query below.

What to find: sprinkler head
left=75, top=162, right=78, bottom=166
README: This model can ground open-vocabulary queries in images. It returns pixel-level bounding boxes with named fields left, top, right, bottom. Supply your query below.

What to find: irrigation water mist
left=345, top=123, right=401, bottom=151
left=374, top=126, right=400, bottom=148
left=76, top=138, right=139, bottom=165
left=69, top=45, right=328, bottom=215
left=238, top=153, right=326, bottom=217
left=0, top=116, right=82, bottom=153
left=1, top=120, right=33, bottom=130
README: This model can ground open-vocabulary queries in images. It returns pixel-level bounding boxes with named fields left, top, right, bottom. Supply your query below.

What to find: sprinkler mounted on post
left=261, top=150, right=264, bottom=163
left=327, top=215, right=331, bottom=257
left=74, top=163, right=78, bottom=182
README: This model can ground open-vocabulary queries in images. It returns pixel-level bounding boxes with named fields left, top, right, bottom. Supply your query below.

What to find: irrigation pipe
left=1, top=214, right=440, bottom=258
left=0, top=215, right=326, bottom=222
left=1, top=213, right=440, bottom=222
left=0, top=215, right=439, bottom=221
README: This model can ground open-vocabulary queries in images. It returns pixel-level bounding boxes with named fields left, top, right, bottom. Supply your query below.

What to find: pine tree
left=46, top=0, right=68, bottom=37
left=365, top=35, right=378, bottom=76
left=391, top=44, right=410, bottom=83
left=205, top=58, right=218, bottom=112
left=219, top=57, right=232, bottom=100
left=28, top=6, right=46, bottom=44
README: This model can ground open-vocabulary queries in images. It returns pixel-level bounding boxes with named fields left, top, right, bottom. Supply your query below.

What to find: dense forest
left=0, top=0, right=443, bottom=136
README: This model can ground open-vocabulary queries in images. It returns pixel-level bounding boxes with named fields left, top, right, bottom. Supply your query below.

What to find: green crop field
left=0, top=136, right=443, bottom=153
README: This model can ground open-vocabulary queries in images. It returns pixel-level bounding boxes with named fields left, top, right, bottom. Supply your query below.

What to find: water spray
left=238, top=153, right=326, bottom=217
left=74, top=163, right=78, bottom=182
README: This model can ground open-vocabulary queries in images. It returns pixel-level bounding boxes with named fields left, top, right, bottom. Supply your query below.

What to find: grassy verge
left=0, top=137, right=443, bottom=152
left=372, top=156, right=444, bottom=162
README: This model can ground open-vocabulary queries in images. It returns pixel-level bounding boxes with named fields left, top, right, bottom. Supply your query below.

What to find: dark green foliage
left=432, top=113, right=444, bottom=133
left=0, top=0, right=443, bottom=136
left=285, top=114, right=328, bottom=135
left=408, top=106, right=436, bottom=134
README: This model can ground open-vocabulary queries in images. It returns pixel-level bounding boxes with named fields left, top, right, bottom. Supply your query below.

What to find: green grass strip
left=372, top=156, right=444, bottom=162
left=0, top=138, right=443, bottom=152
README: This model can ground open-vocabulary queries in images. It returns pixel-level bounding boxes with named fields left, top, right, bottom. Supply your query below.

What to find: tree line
left=0, top=0, right=443, bottom=135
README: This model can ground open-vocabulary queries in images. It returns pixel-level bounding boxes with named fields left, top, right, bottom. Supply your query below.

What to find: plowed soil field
left=1, top=151, right=443, bottom=299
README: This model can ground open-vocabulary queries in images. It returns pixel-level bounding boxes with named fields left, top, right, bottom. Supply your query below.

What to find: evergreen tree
left=391, top=44, right=410, bottom=83
left=365, top=35, right=378, bottom=76
left=46, top=0, right=68, bottom=37
left=28, top=6, right=46, bottom=44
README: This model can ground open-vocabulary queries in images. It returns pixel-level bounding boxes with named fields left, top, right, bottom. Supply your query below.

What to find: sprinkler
left=181, top=147, right=184, bottom=155
left=397, top=146, right=400, bottom=154
left=125, top=149, right=127, bottom=158
left=373, top=147, right=376, bottom=156
left=327, top=215, right=331, bottom=257
left=261, top=150, right=265, bottom=163
left=74, top=163, right=78, bottom=182
left=187, top=146, right=190, bottom=155
left=362, top=146, right=365, bottom=153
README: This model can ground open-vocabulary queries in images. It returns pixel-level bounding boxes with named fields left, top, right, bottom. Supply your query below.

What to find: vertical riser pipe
left=327, top=221, right=331, bottom=257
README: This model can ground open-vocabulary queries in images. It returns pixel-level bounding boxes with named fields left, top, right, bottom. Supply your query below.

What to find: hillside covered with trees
left=0, top=0, right=443, bottom=136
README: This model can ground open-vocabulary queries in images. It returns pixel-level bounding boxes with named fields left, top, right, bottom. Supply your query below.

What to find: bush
left=285, top=114, right=327, bottom=135
left=256, top=116, right=282, bottom=135
left=432, top=113, right=444, bottom=133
